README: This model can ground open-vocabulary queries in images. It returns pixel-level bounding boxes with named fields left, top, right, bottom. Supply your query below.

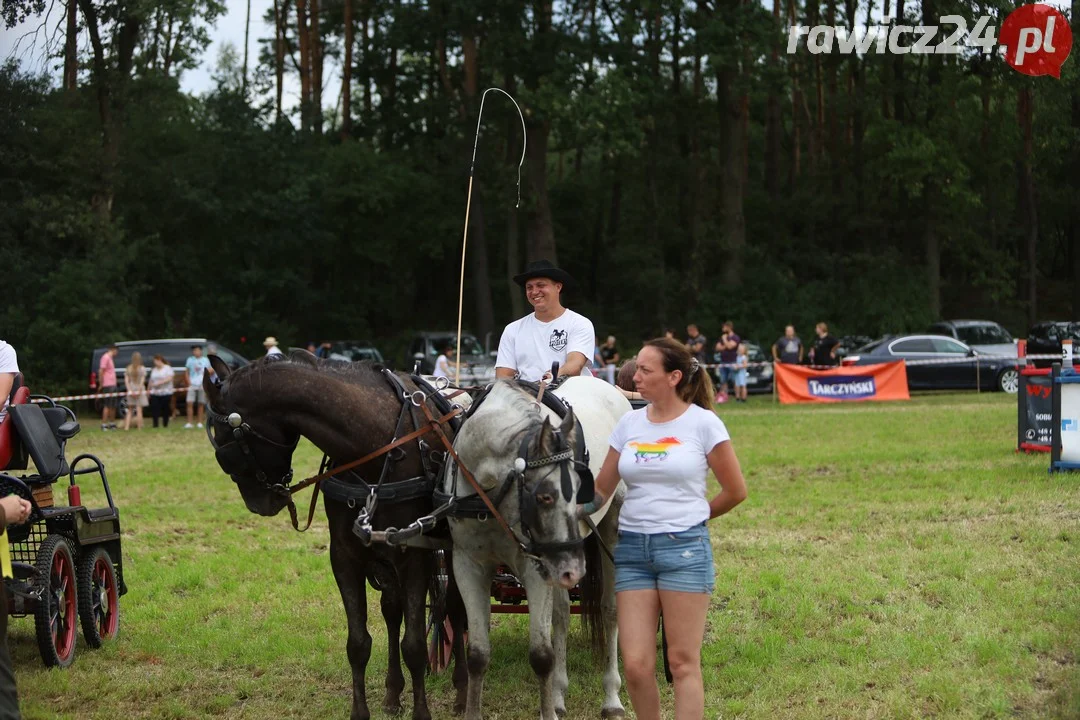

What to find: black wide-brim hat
left=513, top=259, right=574, bottom=288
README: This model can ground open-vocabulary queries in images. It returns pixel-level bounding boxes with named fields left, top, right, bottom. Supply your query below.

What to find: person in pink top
left=99, top=344, right=119, bottom=431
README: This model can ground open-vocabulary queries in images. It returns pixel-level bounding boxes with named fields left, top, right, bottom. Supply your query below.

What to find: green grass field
left=14, top=394, right=1080, bottom=720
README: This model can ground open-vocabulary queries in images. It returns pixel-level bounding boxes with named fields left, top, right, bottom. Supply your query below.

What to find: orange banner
left=775, top=361, right=910, bottom=404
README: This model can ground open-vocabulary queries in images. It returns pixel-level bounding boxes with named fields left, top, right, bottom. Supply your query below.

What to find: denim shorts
left=614, top=523, right=714, bottom=594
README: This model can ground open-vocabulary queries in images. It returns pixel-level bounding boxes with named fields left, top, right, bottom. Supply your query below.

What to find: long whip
left=455, top=88, right=527, bottom=385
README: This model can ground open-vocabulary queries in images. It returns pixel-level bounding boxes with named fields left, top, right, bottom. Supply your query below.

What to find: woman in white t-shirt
left=433, top=344, right=455, bottom=381
left=584, top=336, right=747, bottom=720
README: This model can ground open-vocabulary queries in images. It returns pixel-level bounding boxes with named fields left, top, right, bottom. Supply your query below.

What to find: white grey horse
left=443, top=377, right=630, bottom=720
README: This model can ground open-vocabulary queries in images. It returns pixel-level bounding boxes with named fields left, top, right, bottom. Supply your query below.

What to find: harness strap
left=415, top=398, right=525, bottom=552
left=287, top=408, right=462, bottom=496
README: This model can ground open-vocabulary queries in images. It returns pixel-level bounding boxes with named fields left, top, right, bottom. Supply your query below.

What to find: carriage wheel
left=78, top=547, right=120, bottom=648
left=427, top=550, right=451, bottom=674
left=33, top=535, right=78, bottom=668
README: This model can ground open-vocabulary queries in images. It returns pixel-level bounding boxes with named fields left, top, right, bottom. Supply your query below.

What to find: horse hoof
left=600, top=709, right=626, bottom=719
left=383, top=704, right=402, bottom=716
left=453, top=700, right=467, bottom=716
left=555, top=707, right=567, bottom=718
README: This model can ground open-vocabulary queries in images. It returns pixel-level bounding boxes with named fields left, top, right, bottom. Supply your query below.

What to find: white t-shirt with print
left=495, top=309, right=595, bottom=382
left=608, top=403, right=730, bottom=534
left=0, top=341, right=19, bottom=423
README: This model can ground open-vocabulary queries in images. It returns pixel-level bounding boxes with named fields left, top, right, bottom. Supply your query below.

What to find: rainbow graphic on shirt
left=627, top=437, right=682, bottom=463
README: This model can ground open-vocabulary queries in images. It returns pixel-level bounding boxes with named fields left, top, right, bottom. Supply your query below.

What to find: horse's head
left=511, top=406, right=594, bottom=590
left=203, top=355, right=301, bottom=517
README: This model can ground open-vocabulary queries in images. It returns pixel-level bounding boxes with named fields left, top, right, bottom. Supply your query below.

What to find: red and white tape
left=30, top=386, right=191, bottom=403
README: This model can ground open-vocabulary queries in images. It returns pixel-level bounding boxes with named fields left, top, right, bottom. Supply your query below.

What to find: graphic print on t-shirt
left=549, top=329, right=568, bottom=351
left=627, top=436, right=682, bottom=463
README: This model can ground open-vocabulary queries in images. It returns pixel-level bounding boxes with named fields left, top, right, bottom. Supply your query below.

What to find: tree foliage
left=1, top=0, right=1077, bottom=392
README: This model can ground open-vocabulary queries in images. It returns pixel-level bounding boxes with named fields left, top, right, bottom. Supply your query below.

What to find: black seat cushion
left=9, top=404, right=64, bottom=482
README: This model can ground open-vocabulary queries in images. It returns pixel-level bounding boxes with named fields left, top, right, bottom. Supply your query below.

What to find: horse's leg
left=329, top=535, right=373, bottom=720
left=520, top=565, right=558, bottom=720
left=451, top=548, right=494, bottom=720
left=444, top=550, right=469, bottom=714
left=551, top=587, right=571, bottom=717
left=380, top=589, right=406, bottom=714
left=400, top=550, right=435, bottom=720
left=600, top=497, right=626, bottom=718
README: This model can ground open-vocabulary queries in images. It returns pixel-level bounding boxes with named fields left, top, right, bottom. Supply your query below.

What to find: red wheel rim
left=92, top=555, right=119, bottom=639
left=49, top=548, right=77, bottom=662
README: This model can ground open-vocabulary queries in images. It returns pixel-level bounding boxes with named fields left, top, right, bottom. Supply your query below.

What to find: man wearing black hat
left=495, top=259, right=596, bottom=383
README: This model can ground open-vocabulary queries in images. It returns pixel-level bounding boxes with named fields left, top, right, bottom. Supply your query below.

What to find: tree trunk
left=524, top=120, right=557, bottom=263
left=1017, top=84, right=1038, bottom=326
left=310, top=0, right=323, bottom=134
left=718, top=61, right=745, bottom=287
left=64, top=0, right=78, bottom=91
left=296, top=0, right=311, bottom=131
left=361, top=0, right=371, bottom=116
left=460, top=22, right=493, bottom=340
left=788, top=0, right=801, bottom=186
left=242, top=0, right=251, bottom=95
left=764, top=0, right=781, bottom=197
left=341, top=0, right=353, bottom=137
left=382, top=0, right=399, bottom=147
left=274, top=0, right=285, bottom=120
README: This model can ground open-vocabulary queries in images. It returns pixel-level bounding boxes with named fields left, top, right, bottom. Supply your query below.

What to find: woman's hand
left=0, top=495, right=32, bottom=526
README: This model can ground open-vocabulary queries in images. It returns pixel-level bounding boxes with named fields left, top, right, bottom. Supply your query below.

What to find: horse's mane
left=222, top=352, right=388, bottom=398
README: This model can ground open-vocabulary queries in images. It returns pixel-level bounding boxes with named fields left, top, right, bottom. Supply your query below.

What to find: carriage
left=0, top=375, right=127, bottom=667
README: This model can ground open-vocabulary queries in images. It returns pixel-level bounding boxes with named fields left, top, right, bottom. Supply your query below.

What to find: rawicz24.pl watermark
left=788, top=3, right=1073, bottom=77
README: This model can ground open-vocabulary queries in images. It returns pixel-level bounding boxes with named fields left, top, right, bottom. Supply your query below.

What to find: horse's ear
left=559, top=407, right=575, bottom=442
left=290, top=349, right=319, bottom=366
left=208, top=354, right=231, bottom=380
left=538, top=416, right=556, bottom=454
left=203, top=366, right=222, bottom=407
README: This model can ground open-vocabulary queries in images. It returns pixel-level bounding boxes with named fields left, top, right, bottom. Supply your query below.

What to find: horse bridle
left=204, top=405, right=300, bottom=495
left=509, top=420, right=595, bottom=557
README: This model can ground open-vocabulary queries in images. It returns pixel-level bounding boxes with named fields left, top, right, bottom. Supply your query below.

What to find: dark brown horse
left=202, top=352, right=467, bottom=720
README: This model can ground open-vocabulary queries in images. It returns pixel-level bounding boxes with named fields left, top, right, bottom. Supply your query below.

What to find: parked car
left=844, top=334, right=1018, bottom=393
left=90, top=339, right=249, bottom=414
left=1027, top=321, right=1080, bottom=368
left=834, top=335, right=875, bottom=363
left=743, top=342, right=774, bottom=394
left=406, top=332, right=495, bottom=385
left=322, top=341, right=386, bottom=365
left=926, top=320, right=1017, bottom=357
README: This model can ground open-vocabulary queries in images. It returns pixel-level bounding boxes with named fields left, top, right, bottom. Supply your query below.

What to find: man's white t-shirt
left=495, top=309, right=595, bottom=382
left=0, top=341, right=19, bottom=424
left=608, top=403, right=730, bottom=534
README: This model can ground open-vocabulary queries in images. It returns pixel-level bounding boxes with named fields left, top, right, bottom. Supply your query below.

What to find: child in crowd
left=734, top=343, right=749, bottom=403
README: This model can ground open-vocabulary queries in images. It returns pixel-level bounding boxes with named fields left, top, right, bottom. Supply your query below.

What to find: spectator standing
left=685, top=324, right=707, bottom=364
left=434, top=344, right=455, bottom=380
left=99, top=344, right=119, bottom=430
left=809, top=322, right=840, bottom=367
left=600, top=335, right=620, bottom=384
left=184, top=345, right=211, bottom=429
left=316, top=342, right=332, bottom=359
left=123, top=352, right=148, bottom=431
left=147, top=355, right=175, bottom=428
left=263, top=337, right=283, bottom=357
left=772, top=325, right=804, bottom=364
left=733, top=343, right=749, bottom=403
left=0, top=340, right=18, bottom=424
left=715, top=321, right=741, bottom=402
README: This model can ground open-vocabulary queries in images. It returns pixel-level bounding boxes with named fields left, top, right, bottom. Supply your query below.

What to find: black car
left=844, top=334, right=1018, bottom=393
left=1027, top=321, right=1080, bottom=368
left=406, top=332, right=495, bottom=385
